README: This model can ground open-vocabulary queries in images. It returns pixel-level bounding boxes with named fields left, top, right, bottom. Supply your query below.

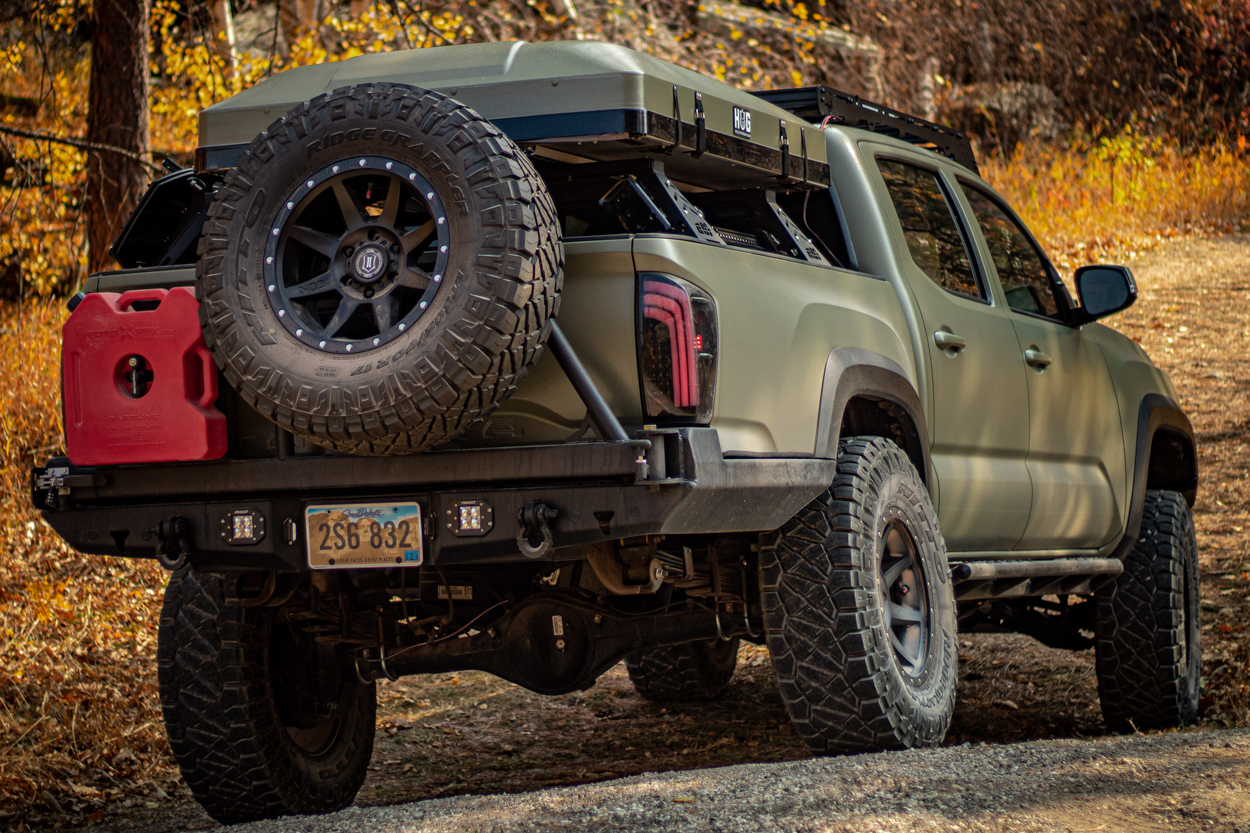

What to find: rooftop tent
left=196, top=41, right=831, bottom=190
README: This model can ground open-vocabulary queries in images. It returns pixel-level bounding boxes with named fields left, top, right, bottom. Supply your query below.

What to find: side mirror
left=1075, top=264, right=1137, bottom=321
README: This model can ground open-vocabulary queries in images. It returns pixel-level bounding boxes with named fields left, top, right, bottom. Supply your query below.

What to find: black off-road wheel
left=198, top=82, right=562, bottom=454
left=625, top=638, right=740, bottom=701
left=759, top=436, right=957, bottom=753
left=1095, top=489, right=1201, bottom=731
left=157, top=569, right=376, bottom=823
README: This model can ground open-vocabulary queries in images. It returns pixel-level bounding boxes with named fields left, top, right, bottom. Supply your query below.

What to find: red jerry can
left=62, top=287, right=228, bottom=466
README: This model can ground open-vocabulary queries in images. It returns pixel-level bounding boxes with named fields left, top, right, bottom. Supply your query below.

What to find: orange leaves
left=0, top=302, right=170, bottom=818
left=982, top=138, right=1250, bottom=272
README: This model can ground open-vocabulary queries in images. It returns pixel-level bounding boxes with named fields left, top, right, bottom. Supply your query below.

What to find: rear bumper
left=32, top=429, right=833, bottom=572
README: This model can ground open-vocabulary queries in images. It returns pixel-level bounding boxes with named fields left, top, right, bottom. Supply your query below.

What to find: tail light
left=637, top=273, right=718, bottom=424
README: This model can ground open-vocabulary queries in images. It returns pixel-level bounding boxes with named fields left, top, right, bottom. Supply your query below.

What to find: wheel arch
left=1111, top=393, right=1198, bottom=559
left=814, top=347, right=932, bottom=489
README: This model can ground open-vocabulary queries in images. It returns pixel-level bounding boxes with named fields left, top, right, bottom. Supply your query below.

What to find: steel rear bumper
left=32, top=429, right=835, bottom=572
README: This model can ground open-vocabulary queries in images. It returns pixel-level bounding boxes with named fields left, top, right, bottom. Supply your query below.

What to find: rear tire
left=157, top=569, right=376, bottom=823
left=625, top=638, right=740, bottom=701
left=1095, top=489, right=1201, bottom=731
left=760, top=436, right=957, bottom=753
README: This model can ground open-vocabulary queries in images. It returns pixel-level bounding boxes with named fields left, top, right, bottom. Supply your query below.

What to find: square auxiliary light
left=446, top=499, right=493, bottom=537
left=220, top=508, right=266, bottom=546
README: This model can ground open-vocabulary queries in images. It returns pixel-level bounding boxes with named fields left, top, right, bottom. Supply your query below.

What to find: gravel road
left=225, top=728, right=1250, bottom=833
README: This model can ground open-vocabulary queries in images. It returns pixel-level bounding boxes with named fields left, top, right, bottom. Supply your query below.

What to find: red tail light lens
left=637, top=273, right=718, bottom=423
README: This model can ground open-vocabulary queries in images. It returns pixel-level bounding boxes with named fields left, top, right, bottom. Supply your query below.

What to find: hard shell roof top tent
left=196, top=40, right=831, bottom=191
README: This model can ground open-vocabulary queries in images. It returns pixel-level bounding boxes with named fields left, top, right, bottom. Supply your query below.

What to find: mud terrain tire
left=760, top=436, right=957, bottom=753
left=625, top=638, right=740, bottom=701
left=157, top=569, right=376, bottom=823
left=198, top=83, right=562, bottom=454
left=1095, top=489, right=1201, bottom=731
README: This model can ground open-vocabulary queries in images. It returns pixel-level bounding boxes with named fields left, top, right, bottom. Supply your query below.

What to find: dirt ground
left=21, top=233, right=1250, bottom=832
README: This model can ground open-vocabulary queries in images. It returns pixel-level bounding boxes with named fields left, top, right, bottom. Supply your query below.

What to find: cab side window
left=877, top=159, right=983, bottom=301
left=960, top=185, right=1063, bottom=320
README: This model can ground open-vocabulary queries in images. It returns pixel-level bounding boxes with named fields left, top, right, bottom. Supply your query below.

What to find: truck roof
left=756, top=86, right=979, bottom=173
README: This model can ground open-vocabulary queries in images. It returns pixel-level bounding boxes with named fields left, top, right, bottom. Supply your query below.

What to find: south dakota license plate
left=305, top=502, right=423, bottom=569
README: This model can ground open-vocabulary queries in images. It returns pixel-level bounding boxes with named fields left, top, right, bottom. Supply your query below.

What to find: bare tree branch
left=268, top=0, right=284, bottom=76
left=0, top=124, right=163, bottom=174
left=388, top=0, right=414, bottom=49
left=398, top=0, right=455, bottom=45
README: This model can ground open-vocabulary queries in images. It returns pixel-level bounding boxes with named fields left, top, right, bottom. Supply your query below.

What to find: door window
left=960, top=185, right=1063, bottom=320
left=877, top=159, right=983, bottom=301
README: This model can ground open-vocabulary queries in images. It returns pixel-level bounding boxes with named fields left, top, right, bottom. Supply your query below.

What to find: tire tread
left=759, top=437, right=957, bottom=753
left=625, top=638, right=740, bottom=701
left=1095, top=489, right=1201, bottom=731
left=157, top=570, right=375, bottom=823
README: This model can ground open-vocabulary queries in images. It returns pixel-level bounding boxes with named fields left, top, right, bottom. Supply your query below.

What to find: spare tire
left=197, top=83, right=562, bottom=454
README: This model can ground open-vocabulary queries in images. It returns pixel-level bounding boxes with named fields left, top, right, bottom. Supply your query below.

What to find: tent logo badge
left=733, top=106, right=752, bottom=139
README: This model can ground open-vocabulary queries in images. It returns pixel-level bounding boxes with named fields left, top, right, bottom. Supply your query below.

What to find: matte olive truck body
left=474, top=127, right=1186, bottom=561
left=188, top=40, right=1191, bottom=558
left=34, top=41, right=1201, bottom=824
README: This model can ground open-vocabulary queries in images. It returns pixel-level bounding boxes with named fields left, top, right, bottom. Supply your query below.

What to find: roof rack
left=753, top=86, right=979, bottom=174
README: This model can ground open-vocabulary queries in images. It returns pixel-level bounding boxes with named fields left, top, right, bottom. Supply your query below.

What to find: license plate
left=305, top=502, right=423, bottom=570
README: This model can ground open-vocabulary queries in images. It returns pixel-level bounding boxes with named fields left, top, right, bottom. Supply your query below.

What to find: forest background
left=1, top=0, right=1250, bottom=827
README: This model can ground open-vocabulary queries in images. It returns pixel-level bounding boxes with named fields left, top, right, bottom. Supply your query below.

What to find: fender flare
left=1110, top=393, right=1198, bottom=560
left=813, top=347, right=932, bottom=488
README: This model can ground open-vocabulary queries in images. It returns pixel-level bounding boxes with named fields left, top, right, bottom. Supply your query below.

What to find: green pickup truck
left=33, top=40, right=1199, bottom=823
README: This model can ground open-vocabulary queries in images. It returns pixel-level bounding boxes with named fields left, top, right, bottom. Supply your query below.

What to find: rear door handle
left=934, top=331, right=967, bottom=354
left=1024, top=348, right=1053, bottom=369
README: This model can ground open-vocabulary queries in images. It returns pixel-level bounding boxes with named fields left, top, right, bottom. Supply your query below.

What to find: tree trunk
left=210, top=0, right=237, bottom=76
left=87, top=0, right=150, bottom=274
left=280, top=0, right=320, bottom=45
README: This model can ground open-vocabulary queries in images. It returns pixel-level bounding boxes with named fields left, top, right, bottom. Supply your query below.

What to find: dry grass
left=0, top=301, right=175, bottom=826
left=983, top=134, right=1250, bottom=270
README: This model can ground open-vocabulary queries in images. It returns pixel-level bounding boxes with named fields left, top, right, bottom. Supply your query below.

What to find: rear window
left=776, top=190, right=854, bottom=269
